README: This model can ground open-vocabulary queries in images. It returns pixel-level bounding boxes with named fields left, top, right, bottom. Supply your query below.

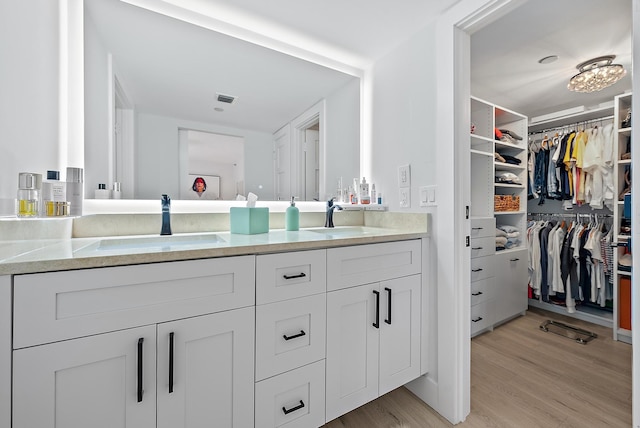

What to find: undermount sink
left=79, top=233, right=225, bottom=253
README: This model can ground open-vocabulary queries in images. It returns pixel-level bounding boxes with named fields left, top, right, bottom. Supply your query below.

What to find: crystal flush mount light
left=567, top=55, right=626, bottom=93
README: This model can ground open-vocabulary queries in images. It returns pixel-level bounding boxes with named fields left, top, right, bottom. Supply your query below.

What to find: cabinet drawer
left=470, top=236, right=495, bottom=259
left=471, top=300, right=493, bottom=335
left=256, top=294, right=326, bottom=381
left=470, top=217, right=495, bottom=238
left=471, top=278, right=493, bottom=306
left=256, top=249, right=326, bottom=304
left=13, top=256, right=255, bottom=349
left=327, top=240, right=421, bottom=291
left=470, top=255, right=494, bottom=282
left=255, top=360, right=325, bottom=428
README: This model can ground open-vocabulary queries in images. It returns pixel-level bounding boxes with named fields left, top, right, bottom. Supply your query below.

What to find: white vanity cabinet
left=11, top=257, right=256, bottom=428
left=325, top=240, right=422, bottom=422
left=0, top=276, right=10, bottom=428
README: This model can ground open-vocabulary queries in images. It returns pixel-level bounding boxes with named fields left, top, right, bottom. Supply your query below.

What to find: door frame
left=291, top=100, right=326, bottom=201
left=435, top=0, right=637, bottom=424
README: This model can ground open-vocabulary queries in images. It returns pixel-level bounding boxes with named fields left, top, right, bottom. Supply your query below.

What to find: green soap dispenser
left=285, top=196, right=299, bottom=231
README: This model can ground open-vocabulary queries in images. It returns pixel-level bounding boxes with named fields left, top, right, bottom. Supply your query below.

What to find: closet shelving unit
left=525, top=103, right=627, bottom=337
left=614, top=92, right=632, bottom=343
left=470, top=96, right=528, bottom=337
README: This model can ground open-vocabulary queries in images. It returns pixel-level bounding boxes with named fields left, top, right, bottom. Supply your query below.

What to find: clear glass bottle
left=17, top=172, right=42, bottom=217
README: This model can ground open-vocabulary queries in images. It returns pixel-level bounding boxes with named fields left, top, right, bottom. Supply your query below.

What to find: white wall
left=369, top=24, right=439, bottom=211
left=135, top=113, right=274, bottom=200
left=0, top=0, right=61, bottom=215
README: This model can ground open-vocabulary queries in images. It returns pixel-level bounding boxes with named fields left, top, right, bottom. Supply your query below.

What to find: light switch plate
left=420, top=185, right=437, bottom=207
left=398, top=165, right=411, bottom=188
left=399, top=188, right=411, bottom=208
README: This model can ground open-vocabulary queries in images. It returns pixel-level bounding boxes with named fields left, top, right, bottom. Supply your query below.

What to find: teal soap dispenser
left=285, top=196, right=299, bottom=231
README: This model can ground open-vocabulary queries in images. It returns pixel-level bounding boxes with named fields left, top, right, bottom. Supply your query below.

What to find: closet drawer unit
left=470, top=255, right=494, bottom=282
left=470, top=236, right=495, bottom=259
left=471, top=300, right=493, bottom=336
left=13, top=256, right=255, bottom=349
left=255, top=360, right=326, bottom=428
left=470, top=217, right=495, bottom=238
left=255, top=294, right=326, bottom=381
left=471, top=277, right=494, bottom=306
left=327, top=240, right=421, bottom=291
left=256, top=249, right=326, bottom=304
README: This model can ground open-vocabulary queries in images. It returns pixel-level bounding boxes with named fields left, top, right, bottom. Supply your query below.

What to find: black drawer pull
left=471, top=268, right=483, bottom=272
left=283, top=330, right=306, bottom=341
left=472, top=227, right=483, bottom=230
left=510, top=258, right=520, bottom=262
left=373, top=290, right=380, bottom=329
left=471, top=247, right=483, bottom=250
left=471, top=291, right=483, bottom=296
left=137, top=338, right=144, bottom=403
left=472, top=317, right=483, bottom=323
left=384, top=287, right=392, bottom=325
left=169, top=332, right=174, bottom=393
left=282, top=400, right=305, bottom=415
left=283, top=272, right=306, bottom=280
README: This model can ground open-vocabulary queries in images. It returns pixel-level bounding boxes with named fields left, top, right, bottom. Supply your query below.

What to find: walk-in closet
left=467, top=0, right=633, bottom=425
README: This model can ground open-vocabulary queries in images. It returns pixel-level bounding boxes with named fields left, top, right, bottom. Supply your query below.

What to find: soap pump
left=285, top=196, right=299, bottom=231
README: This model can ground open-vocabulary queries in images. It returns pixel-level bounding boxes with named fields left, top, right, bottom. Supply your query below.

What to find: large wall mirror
left=84, top=0, right=361, bottom=201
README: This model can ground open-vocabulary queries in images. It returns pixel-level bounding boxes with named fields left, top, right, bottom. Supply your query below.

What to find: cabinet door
left=378, top=275, right=421, bottom=395
left=157, top=307, right=255, bottom=428
left=325, top=283, right=379, bottom=422
left=13, top=325, right=156, bottom=428
left=494, top=249, right=528, bottom=324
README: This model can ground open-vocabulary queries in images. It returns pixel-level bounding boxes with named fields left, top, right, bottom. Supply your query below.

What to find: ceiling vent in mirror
left=216, top=93, right=237, bottom=104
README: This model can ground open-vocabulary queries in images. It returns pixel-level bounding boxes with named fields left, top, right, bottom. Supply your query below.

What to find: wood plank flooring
left=324, top=307, right=632, bottom=427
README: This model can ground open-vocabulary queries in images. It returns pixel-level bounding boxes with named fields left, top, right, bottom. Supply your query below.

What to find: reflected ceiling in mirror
left=85, top=0, right=358, bottom=133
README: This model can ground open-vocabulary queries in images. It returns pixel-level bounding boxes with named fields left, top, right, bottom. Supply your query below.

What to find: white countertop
left=0, top=225, right=427, bottom=275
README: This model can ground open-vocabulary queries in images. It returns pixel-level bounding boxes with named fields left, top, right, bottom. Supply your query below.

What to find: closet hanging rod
left=527, top=212, right=612, bottom=218
left=528, top=115, right=614, bottom=136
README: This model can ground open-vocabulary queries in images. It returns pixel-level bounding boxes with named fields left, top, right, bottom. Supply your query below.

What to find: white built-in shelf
left=470, top=149, right=493, bottom=157
left=495, top=210, right=525, bottom=215
left=619, top=159, right=632, bottom=165
left=494, top=162, right=526, bottom=171
left=494, top=140, right=525, bottom=150
left=470, top=134, right=494, bottom=143
left=618, top=127, right=632, bottom=134
left=495, top=183, right=524, bottom=189
left=618, top=270, right=632, bottom=277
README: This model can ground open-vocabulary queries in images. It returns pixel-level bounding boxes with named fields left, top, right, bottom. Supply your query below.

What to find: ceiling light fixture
left=567, top=55, right=626, bottom=93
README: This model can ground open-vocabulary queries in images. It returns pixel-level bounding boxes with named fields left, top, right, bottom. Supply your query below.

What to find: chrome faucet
left=325, top=197, right=343, bottom=228
left=161, top=194, right=172, bottom=235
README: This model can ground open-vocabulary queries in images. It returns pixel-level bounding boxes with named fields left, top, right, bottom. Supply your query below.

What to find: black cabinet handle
left=283, top=330, right=306, bottom=341
left=283, top=273, right=306, bottom=280
left=137, top=338, right=144, bottom=403
left=169, top=332, right=174, bottom=394
left=471, top=247, right=483, bottom=250
left=373, top=290, right=380, bottom=329
left=471, top=291, right=483, bottom=296
left=282, top=400, right=305, bottom=415
left=472, top=317, right=483, bottom=323
left=510, top=258, right=520, bottom=262
left=472, top=227, right=483, bottom=230
left=471, top=268, right=483, bottom=272
left=384, top=287, right=392, bottom=325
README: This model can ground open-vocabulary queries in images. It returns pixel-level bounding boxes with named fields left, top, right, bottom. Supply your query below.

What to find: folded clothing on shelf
left=495, top=172, right=521, bottom=184
left=499, top=129, right=523, bottom=140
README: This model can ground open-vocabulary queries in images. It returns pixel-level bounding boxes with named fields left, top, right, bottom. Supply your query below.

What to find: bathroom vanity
left=0, top=215, right=428, bottom=428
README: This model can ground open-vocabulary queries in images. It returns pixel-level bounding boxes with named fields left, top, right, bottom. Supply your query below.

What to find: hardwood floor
left=324, top=307, right=632, bottom=427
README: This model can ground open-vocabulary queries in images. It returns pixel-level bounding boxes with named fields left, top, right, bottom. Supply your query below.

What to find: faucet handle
left=162, top=194, right=171, bottom=204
